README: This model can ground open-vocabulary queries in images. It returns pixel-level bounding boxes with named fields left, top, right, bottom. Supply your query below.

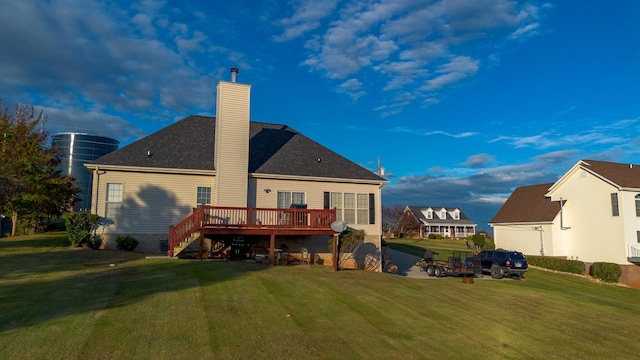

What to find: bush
left=428, top=234, right=442, bottom=239
left=527, top=256, right=585, bottom=275
left=87, top=235, right=102, bottom=250
left=115, top=235, right=139, bottom=251
left=63, top=212, right=101, bottom=247
left=590, top=262, right=622, bottom=283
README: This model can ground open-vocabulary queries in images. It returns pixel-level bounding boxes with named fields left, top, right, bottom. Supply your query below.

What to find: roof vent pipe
left=230, top=68, right=239, bottom=82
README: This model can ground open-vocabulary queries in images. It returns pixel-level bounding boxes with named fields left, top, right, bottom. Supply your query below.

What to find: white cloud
left=276, top=0, right=548, bottom=112
left=422, top=56, right=479, bottom=91
left=273, top=0, right=338, bottom=42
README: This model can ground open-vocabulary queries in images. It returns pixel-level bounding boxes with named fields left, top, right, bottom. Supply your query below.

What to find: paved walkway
left=387, top=249, right=430, bottom=278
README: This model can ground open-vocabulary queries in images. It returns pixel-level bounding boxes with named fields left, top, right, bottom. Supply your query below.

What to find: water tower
left=51, top=133, right=119, bottom=211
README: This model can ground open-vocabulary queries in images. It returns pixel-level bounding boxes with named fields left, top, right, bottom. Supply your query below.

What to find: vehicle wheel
left=490, top=264, right=504, bottom=279
left=426, top=265, right=435, bottom=277
left=434, top=266, right=445, bottom=277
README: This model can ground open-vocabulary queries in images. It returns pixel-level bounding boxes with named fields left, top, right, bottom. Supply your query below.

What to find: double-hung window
left=329, top=192, right=371, bottom=225
left=635, top=194, right=640, bottom=217
left=277, top=191, right=305, bottom=208
left=197, top=186, right=212, bottom=207
left=105, top=183, right=123, bottom=222
left=611, top=193, right=619, bottom=216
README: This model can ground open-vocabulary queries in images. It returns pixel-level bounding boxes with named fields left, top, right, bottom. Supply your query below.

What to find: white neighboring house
left=490, top=159, right=640, bottom=287
left=85, top=69, right=387, bottom=270
left=402, top=206, right=477, bottom=238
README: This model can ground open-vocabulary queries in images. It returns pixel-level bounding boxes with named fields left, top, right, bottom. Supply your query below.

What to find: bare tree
left=382, top=204, right=404, bottom=236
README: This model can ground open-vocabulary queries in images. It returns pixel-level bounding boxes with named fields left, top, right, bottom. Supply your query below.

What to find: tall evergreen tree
left=0, top=100, right=80, bottom=235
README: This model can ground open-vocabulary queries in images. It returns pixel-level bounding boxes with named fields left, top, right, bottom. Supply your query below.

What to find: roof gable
left=580, top=159, right=640, bottom=189
left=490, top=183, right=560, bottom=224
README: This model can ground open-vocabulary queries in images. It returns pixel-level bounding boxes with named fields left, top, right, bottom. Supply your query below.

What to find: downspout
left=94, top=167, right=106, bottom=215
left=535, top=226, right=544, bottom=256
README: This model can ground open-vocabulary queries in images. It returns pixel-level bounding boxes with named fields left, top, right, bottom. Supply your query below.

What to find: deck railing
left=168, top=206, right=336, bottom=256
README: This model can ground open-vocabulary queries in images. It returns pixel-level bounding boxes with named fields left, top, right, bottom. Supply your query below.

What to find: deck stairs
left=172, top=232, right=200, bottom=257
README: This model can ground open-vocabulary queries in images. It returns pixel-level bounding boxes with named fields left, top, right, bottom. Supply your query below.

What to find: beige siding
left=249, top=177, right=383, bottom=237
left=214, top=81, right=250, bottom=207
left=92, top=170, right=214, bottom=235
left=547, top=168, right=627, bottom=263
left=493, top=223, right=554, bottom=257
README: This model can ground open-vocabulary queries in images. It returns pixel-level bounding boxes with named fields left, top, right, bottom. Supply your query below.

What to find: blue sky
left=1, top=0, right=639, bottom=229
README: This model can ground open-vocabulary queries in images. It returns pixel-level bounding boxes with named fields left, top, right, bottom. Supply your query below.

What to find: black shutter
left=324, top=192, right=330, bottom=209
left=369, top=193, right=375, bottom=224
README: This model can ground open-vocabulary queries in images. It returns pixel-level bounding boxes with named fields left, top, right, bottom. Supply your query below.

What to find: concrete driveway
left=387, top=249, right=430, bottom=278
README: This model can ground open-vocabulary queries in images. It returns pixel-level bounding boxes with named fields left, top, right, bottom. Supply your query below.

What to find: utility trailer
left=418, top=250, right=481, bottom=278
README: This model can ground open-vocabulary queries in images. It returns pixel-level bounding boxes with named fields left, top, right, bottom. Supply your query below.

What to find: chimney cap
left=230, top=67, right=239, bottom=82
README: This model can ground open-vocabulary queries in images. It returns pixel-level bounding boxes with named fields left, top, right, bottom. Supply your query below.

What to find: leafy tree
left=0, top=100, right=80, bottom=235
left=470, top=233, right=488, bottom=252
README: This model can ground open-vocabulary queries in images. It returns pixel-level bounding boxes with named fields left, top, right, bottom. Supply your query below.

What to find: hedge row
left=527, top=256, right=585, bottom=275
left=590, top=262, right=622, bottom=283
left=528, top=256, right=622, bottom=283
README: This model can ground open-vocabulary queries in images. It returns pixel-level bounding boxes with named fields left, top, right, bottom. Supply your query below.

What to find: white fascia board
left=84, top=163, right=216, bottom=176
left=489, top=221, right=554, bottom=226
left=249, top=172, right=388, bottom=185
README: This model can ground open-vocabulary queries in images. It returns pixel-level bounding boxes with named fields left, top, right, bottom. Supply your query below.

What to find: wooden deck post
left=198, top=233, right=204, bottom=260
left=333, top=233, right=339, bottom=272
left=269, top=233, right=275, bottom=267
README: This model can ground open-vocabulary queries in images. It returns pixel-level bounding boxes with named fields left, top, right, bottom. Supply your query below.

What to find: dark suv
left=477, top=250, right=528, bottom=279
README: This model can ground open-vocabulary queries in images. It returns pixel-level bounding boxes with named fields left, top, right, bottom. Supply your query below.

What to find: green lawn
left=386, top=236, right=474, bottom=259
left=2, top=233, right=640, bottom=359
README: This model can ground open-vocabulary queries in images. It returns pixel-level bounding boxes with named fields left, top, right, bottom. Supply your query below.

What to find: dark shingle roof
left=406, top=205, right=476, bottom=225
left=490, top=183, right=560, bottom=224
left=581, top=159, right=640, bottom=189
left=90, top=116, right=385, bottom=182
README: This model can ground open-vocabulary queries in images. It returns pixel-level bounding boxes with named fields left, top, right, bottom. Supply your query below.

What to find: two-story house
left=490, top=159, right=640, bottom=287
left=85, top=69, right=387, bottom=270
left=401, top=206, right=477, bottom=239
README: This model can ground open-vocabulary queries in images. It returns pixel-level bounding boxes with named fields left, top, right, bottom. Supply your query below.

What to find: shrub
left=87, top=235, right=102, bottom=250
left=428, top=234, right=442, bottom=239
left=590, top=262, right=622, bottom=283
left=116, top=235, right=139, bottom=251
left=63, top=212, right=101, bottom=247
left=527, top=256, right=585, bottom=275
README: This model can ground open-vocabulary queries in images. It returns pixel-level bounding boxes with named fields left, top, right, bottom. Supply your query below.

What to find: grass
left=385, top=236, right=474, bottom=259
left=2, top=232, right=640, bottom=359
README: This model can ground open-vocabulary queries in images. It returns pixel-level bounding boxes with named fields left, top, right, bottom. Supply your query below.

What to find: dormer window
left=439, top=209, right=446, bottom=219
left=426, top=209, right=433, bottom=219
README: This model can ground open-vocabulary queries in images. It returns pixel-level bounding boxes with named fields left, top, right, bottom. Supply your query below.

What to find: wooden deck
left=168, top=206, right=337, bottom=264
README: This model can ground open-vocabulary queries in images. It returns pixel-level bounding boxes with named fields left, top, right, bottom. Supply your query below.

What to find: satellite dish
left=331, top=220, right=348, bottom=233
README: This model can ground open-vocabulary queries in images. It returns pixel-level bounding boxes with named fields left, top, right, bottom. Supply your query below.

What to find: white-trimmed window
left=197, top=186, right=211, bottom=206
left=635, top=194, right=640, bottom=217
left=331, top=192, right=342, bottom=218
left=330, top=192, right=369, bottom=225
left=105, top=183, right=123, bottom=222
left=344, top=193, right=355, bottom=224
left=357, top=193, right=369, bottom=225
left=277, top=191, right=305, bottom=208
left=611, top=193, right=619, bottom=216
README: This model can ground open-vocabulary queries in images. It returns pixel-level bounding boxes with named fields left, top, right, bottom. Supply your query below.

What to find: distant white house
left=401, top=206, right=476, bottom=238
left=490, top=159, right=640, bottom=288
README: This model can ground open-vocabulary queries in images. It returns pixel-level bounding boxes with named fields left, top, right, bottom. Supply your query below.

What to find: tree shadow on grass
left=0, top=237, right=267, bottom=334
